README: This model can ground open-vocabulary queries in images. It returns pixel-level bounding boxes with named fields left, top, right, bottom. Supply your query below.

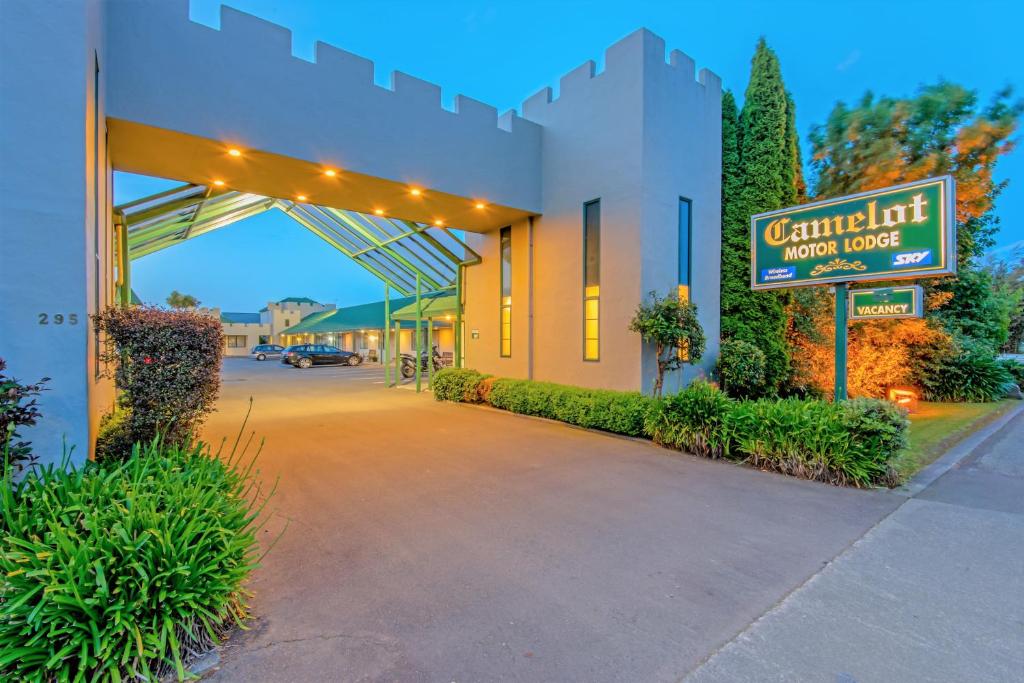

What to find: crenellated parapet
left=521, top=28, right=720, bottom=122
left=105, top=1, right=542, bottom=212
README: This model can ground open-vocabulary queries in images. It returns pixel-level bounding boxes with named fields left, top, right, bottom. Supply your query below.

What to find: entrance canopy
left=114, top=183, right=480, bottom=297
left=390, top=294, right=458, bottom=321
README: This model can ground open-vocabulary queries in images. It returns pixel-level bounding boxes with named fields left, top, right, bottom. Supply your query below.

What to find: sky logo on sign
left=891, top=250, right=932, bottom=268
left=761, top=266, right=796, bottom=282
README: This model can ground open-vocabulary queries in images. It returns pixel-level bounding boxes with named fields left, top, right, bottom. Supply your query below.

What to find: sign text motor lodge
left=750, top=176, right=956, bottom=289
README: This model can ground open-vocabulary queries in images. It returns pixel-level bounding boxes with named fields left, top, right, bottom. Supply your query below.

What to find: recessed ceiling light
left=324, top=169, right=337, bottom=177
left=296, top=195, right=307, bottom=201
left=374, top=208, right=385, bottom=216
left=433, top=219, right=444, bottom=226
left=227, top=148, right=242, bottom=157
left=213, top=180, right=225, bottom=187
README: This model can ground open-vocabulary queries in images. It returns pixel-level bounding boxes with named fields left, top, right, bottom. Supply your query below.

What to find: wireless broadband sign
left=750, top=176, right=956, bottom=290
left=749, top=176, right=956, bottom=400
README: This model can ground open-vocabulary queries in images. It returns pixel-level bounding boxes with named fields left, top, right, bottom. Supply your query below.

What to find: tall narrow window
left=499, top=226, right=512, bottom=357
left=678, top=197, right=693, bottom=360
left=678, top=197, right=692, bottom=302
left=583, top=199, right=601, bottom=361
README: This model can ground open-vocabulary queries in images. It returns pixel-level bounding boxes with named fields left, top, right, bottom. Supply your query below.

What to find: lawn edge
left=897, top=401, right=1024, bottom=497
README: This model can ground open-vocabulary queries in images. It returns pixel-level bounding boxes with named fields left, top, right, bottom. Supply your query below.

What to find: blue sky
left=120, top=0, right=1024, bottom=312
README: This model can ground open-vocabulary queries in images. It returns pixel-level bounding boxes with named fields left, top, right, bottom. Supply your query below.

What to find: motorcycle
left=400, top=345, right=443, bottom=379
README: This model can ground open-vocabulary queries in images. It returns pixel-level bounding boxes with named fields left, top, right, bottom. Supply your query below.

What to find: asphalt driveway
left=202, top=358, right=901, bottom=682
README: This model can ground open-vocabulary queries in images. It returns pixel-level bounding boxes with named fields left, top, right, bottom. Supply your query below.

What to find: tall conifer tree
left=720, top=38, right=797, bottom=393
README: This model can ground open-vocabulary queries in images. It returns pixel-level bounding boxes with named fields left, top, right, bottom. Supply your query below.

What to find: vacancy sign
left=848, top=285, right=923, bottom=321
left=751, top=176, right=956, bottom=290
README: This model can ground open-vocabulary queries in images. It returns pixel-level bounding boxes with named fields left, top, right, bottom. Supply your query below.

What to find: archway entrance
left=114, top=182, right=481, bottom=390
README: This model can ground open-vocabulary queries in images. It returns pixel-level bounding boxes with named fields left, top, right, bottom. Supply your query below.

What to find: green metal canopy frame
left=113, top=183, right=480, bottom=389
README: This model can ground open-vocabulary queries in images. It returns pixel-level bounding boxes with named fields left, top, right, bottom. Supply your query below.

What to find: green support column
left=427, top=317, right=434, bottom=388
left=455, top=265, right=463, bottom=368
left=383, top=284, right=391, bottom=386
left=834, top=283, right=849, bottom=402
left=415, top=274, right=423, bottom=393
left=393, top=321, right=401, bottom=385
left=117, top=215, right=131, bottom=307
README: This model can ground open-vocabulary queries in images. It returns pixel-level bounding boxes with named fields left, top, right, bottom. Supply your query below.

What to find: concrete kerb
left=896, top=400, right=1024, bottom=497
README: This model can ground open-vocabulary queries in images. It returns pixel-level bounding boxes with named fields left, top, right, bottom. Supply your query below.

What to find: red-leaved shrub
left=94, top=306, right=223, bottom=459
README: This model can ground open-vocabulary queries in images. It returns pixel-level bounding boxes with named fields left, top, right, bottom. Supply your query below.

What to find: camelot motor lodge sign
left=750, top=176, right=956, bottom=290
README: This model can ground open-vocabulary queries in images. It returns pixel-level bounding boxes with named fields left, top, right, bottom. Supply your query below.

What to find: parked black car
left=282, top=344, right=364, bottom=369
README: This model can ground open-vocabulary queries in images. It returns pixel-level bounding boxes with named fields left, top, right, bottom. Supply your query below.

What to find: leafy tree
left=166, top=290, right=200, bottom=309
left=630, top=290, right=706, bottom=398
left=810, top=83, right=1021, bottom=266
left=720, top=39, right=798, bottom=394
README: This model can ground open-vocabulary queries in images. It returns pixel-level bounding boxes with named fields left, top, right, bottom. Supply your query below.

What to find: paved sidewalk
left=687, top=410, right=1024, bottom=683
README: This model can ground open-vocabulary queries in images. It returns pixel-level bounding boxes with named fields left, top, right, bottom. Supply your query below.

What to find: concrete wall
left=0, top=0, right=114, bottom=466
left=104, top=0, right=542, bottom=214
left=465, top=29, right=721, bottom=393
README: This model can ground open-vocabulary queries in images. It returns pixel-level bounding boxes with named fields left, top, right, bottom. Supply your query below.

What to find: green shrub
left=716, top=339, right=767, bottom=398
left=432, top=368, right=489, bottom=402
left=728, top=397, right=907, bottom=487
left=0, top=437, right=270, bottom=681
left=486, top=378, right=653, bottom=437
left=643, top=380, right=734, bottom=457
left=919, top=340, right=1012, bottom=402
left=94, top=306, right=224, bottom=460
left=998, top=358, right=1024, bottom=386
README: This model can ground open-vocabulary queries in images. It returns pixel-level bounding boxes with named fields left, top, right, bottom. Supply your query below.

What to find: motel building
left=1, top=2, right=721, bottom=465
left=208, top=296, right=335, bottom=356
left=279, top=296, right=458, bottom=364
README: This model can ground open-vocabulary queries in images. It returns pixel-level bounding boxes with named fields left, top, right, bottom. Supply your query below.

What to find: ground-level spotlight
left=374, top=208, right=385, bottom=216
left=474, top=201, right=486, bottom=209
left=213, top=179, right=225, bottom=187
left=433, top=219, right=444, bottom=226
left=227, top=148, right=242, bottom=157
left=410, top=188, right=422, bottom=197
left=296, top=195, right=307, bottom=202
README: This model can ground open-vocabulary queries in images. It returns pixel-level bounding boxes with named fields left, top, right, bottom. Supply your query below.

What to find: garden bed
left=432, top=368, right=909, bottom=488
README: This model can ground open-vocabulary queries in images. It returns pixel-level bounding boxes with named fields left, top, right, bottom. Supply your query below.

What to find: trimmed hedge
left=431, top=368, right=490, bottom=403
left=487, top=379, right=654, bottom=437
left=434, top=371, right=653, bottom=437
left=436, top=369, right=909, bottom=488
left=0, top=437, right=269, bottom=681
left=93, top=306, right=224, bottom=460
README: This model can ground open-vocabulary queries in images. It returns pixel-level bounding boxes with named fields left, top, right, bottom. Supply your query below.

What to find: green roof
left=278, top=296, right=320, bottom=305
left=282, top=295, right=447, bottom=334
left=220, top=312, right=261, bottom=324
left=390, top=295, right=457, bottom=321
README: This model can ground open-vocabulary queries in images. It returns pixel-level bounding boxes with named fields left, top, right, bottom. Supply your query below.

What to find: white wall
left=0, top=0, right=113, bottom=466
left=466, top=29, right=721, bottom=393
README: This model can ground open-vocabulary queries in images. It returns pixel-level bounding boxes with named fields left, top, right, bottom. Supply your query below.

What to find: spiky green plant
left=0, top=430, right=276, bottom=681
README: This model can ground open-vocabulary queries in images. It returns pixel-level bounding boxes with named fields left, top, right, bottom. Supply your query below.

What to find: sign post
left=750, top=176, right=955, bottom=400
left=834, top=283, right=848, bottom=401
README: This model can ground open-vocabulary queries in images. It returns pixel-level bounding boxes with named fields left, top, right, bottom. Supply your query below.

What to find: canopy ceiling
left=115, top=183, right=480, bottom=296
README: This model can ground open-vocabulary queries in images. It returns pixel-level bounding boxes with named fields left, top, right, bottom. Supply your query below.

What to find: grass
left=895, top=400, right=1016, bottom=478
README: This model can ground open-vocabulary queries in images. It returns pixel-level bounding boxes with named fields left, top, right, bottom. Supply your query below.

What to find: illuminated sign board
left=848, top=285, right=923, bottom=321
left=751, top=176, right=955, bottom=290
